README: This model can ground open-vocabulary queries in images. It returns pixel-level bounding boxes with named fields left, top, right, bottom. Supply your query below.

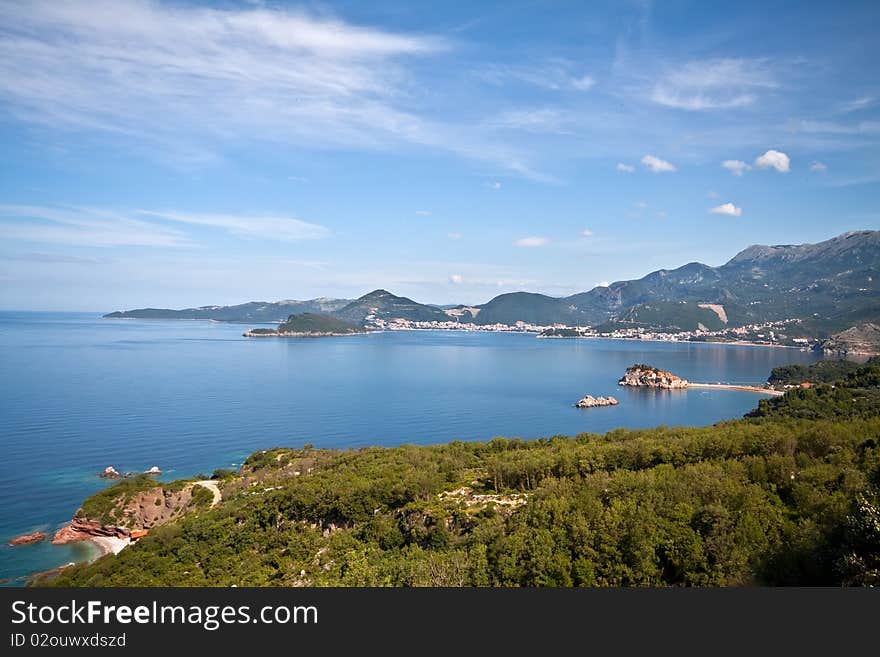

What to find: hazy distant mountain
left=474, top=230, right=880, bottom=333
left=104, top=230, right=879, bottom=334
left=333, top=289, right=451, bottom=324
left=104, top=297, right=351, bottom=322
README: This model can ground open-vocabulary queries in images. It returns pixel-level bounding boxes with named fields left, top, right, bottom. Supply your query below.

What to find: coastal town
left=365, top=315, right=818, bottom=350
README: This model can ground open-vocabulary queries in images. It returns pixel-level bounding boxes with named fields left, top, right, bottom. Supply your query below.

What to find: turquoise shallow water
left=0, top=311, right=819, bottom=584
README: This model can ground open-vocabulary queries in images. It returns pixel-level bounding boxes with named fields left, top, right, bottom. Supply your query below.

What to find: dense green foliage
left=47, top=363, right=880, bottom=587
left=768, top=360, right=865, bottom=386
left=250, top=313, right=364, bottom=335
left=751, top=359, right=880, bottom=420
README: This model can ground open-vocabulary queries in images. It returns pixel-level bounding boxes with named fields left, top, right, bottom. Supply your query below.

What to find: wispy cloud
left=514, top=236, right=548, bottom=247
left=581, top=228, right=594, bottom=237
left=449, top=274, right=463, bottom=284
left=0, top=205, right=329, bottom=247
left=0, top=0, right=549, bottom=179
left=0, top=205, right=190, bottom=247
left=476, top=61, right=595, bottom=92
left=810, top=161, right=827, bottom=172
left=710, top=202, right=742, bottom=217
left=641, top=154, right=676, bottom=173
left=650, top=58, right=776, bottom=111
left=789, top=119, right=880, bottom=135
left=447, top=232, right=462, bottom=240
left=139, top=210, right=330, bottom=242
left=722, top=159, right=751, bottom=176
left=489, top=108, right=572, bottom=134
left=840, top=96, right=875, bottom=113
left=616, top=163, right=635, bottom=173
left=415, top=210, right=431, bottom=216
left=3, top=252, right=111, bottom=264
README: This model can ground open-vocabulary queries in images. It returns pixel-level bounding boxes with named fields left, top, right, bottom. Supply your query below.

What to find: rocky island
left=619, top=364, right=689, bottom=389
left=243, top=312, right=366, bottom=338
left=8, top=531, right=47, bottom=546
left=575, top=395, right=619, bottom=408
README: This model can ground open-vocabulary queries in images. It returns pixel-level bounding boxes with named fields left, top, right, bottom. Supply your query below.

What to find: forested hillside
left=45, top=363, right=880, bottom=587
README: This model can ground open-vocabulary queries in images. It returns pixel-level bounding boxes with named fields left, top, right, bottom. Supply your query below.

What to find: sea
left=0, top=311, right=820, bottom=584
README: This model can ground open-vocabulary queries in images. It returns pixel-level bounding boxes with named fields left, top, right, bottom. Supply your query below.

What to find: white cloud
left=490, top=181, right=502, bottom=190
left=581, top=228, right=594, bottom=237
left=447, top=232, right=462, bottom=240
left=616, top=163, right=635, bottom=173
left=641, top=154, right=676, bottom=173
left=707, top=190, right=720, bottom=199
left=722, top=159, right=751, bottom=176
left=415, top=210, right=431, bottom=216
left=514, top=236, right=548, bottom=247
left=650, top=58, right=776, bottom=111
left=635, top=200, right=648, bottom=209
left=710, top=202, right=742, bottom=217
left=656, top=211, right=667, bottom=219
left=810, top=161, right=827, bottom=172
left=449, top=274, right=463, bottom=284
left=755, top=149, right=791, bottom=173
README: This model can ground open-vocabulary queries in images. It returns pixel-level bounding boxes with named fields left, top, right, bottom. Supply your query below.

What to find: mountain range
left=104, top=230, right=880, bottom=336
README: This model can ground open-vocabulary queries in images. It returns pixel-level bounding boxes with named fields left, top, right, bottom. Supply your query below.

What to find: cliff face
left=52, top=483, right=209, bottom=545
left=817, top=323, right=880, bottom=355
left=619, top=365, right=688, bottom=389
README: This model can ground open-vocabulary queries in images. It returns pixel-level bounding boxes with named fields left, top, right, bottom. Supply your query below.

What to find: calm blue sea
left=0, top=311, right=819, bottom=584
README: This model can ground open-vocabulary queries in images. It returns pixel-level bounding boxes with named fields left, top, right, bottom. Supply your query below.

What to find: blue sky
left=0, top=0, right=878, bottom=311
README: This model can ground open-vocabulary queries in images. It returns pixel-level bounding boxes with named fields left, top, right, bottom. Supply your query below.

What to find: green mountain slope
left=474, top=230, right=880, bottom=330
left=333, top=289, right=452, bottom=325
left=104, top=298, right=351, bottom=322
left=246, top=313, right=365, bottom=336
left=43, top=362, right=880, bottom=587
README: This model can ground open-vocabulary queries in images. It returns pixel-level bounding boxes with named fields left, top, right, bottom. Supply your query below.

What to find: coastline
left=689, top=382, right=783, bottom=396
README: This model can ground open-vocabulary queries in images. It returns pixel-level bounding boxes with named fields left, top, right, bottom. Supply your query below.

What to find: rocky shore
left=52, top=518, right=130, bottom=545
left=619, top=364, right=689, bottom=389
left=243, top=329, right=363, bottom=338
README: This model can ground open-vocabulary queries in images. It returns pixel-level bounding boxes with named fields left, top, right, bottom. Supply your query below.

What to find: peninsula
left=243, top=313, right=366, bottom=338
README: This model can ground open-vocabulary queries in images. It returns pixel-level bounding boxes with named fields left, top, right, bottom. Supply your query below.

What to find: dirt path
left=193, top=480, right=222, bottom=508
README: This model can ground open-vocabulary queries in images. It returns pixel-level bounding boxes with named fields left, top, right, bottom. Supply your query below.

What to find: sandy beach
left=689, top=383, right=783, bottom=396
left=89, top=535, right=130, bottom=558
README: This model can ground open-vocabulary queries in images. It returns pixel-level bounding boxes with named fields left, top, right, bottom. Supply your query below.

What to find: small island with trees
left=618, top=364, right=689, bottom=389
left=243, top=313, right=367, bottom=338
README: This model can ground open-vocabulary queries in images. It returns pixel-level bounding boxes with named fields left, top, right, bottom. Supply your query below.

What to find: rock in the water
left=575, top=395, right=620, bottom=408
left=144, top=466, right=161, bottom=475
left=618, top=364, right=688, bottom=389
left=9, top=531, right=47, bottom=546
left=99, top=466, right=121, bottom=479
